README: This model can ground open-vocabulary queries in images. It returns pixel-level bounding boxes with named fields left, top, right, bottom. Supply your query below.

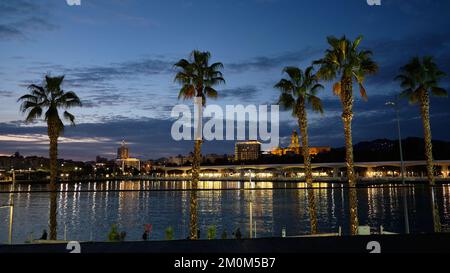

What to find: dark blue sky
left=0, top=0, right=449, bottom=161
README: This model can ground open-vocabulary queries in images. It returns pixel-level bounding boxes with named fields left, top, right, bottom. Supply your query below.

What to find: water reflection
left=0, top=181, right=449, bottom=244
left=49, top=192, right=57, bottom=240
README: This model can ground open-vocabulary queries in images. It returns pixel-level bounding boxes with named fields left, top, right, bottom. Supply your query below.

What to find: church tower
left=289, top=130, right=301, bottom=154
left=117, top=140, right=129, bottom=159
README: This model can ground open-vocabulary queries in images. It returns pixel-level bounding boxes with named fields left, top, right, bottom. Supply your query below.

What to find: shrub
left=108, top=224, right=121, bottom=242
left=165, top=226, right=174, bottom=240
left=207, top=225, right=217, bottom=240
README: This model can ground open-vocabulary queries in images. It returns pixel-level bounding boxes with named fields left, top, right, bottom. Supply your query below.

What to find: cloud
left=0, top=134, right=111, bottom=145
left=365, top=31, right=450, bottom=88
left=67, top=58, right=173, bottom=84
left=1, top=88, right=449, bottom=161
left=0, top=25, right=23, bottom=39
left=0, top=0, right=57, bottom=40
left=220, top=86, right=260, bottom=102
left=0, top=0, right=36, bottom=17
left=227, top=47, right=323, bottom=73
left=25, top=58, right=174, bottom=87
left=0, top=90, right=14, bottom=97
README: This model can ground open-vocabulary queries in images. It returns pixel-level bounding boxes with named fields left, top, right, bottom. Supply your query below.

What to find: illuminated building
left=271, top=130, right=301, bottom=156
left=271, top=129, right=331, bottom=156
left=117, top=140, right=129, bottom=159
left=308, top=146, right=332, bottom=155
left=116, top=140, right=140, bottom=171
left=235, top=141, right=261, bottom=161
left=141, top=161, right=153, bottom=173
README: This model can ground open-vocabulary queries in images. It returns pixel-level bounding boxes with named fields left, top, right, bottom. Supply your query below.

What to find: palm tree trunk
left=298, top=104, right=318, bottom=235
left=190, top=139, right=202, bottom=239
left=48, top=125, right=59, bottom=192
left=419, top=90, right=435, bottom=185
left=419, top=89, right=441, bottom=232
left=341, top=77, right=359, bottom=235
left=48, top=122, right=59, bottom=240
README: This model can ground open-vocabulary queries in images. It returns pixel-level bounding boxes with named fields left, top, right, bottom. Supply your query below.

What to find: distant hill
left=313, top=137, right=450, bottom=163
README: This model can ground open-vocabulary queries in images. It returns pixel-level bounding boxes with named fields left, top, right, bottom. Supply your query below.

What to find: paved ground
left=1, top=234, right=449, bottom=253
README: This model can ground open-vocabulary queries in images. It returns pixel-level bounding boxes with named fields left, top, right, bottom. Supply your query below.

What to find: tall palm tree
left=395, top=56, right=446, bottom=233
left=275, top=66, right=323, bottom=234
left=174, top=50, right=225, bottom=239
left=395, top=56, right=447, bottom=185
left=314, top=35, right=378, bottom=235
left=18, top=75, right=81, bottom=239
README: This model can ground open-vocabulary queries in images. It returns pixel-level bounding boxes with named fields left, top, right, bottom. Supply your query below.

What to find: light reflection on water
left=0, top=181, right=449, bottom=244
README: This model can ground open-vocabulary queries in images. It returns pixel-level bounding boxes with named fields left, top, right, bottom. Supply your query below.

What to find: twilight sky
left=0, top=0, right=449, bottom=161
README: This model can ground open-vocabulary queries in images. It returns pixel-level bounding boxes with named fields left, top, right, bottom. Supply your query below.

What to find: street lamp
left=385, top=101, right=406, bottom=184
left=386, top=98, right=410, bottom=234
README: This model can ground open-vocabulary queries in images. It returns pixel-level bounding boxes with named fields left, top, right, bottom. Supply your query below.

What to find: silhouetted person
left=234, top=228, right=242, bottom=239
left=142, top=231, right=148, bottom=241
left=120, top=231, right=127, bottom=241
left=40, top=229, right=48, bottom=240
left=197, top=229, right=201, bottom=239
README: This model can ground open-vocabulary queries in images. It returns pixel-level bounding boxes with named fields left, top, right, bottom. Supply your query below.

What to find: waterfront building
left=141, top=160, right=153, bottom=173
left=309, top=146, right=332, bottom=155
left=203, top=154, right=231, bottom=164
left=168, top=154, right=191, bottom=166
left=116, top=140, right=140, bottom=171
left=271, top=130, right=331, bottom=156
left=235, top=141, right=261, bottom=161
left=271, top=130, right=301, bottom=156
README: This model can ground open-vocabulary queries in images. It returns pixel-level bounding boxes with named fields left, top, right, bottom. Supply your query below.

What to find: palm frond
left=28, top=84, right=47, bottom=98
left=315, top=35, right=377, bottom=100
left=19, top=75, right=82, bottom=131
left=204, top=86, right=218, bottom=99
left=431, top=87, right=448, bottom=97
left=400, top=88, right=420, bottom=104
left=352, top=35, right=363, bottom=51
left=57, top=91, right=82, bottom=108
left=63, top=111, right=76, bottom=126
left=276, top=65, right=324, bottom=115
left=19, top=100, right=36, bottom=112
left=45, top=75, right=64, bottom=93
left=333, top=82, right=341, bottom=96
left=278, top=93, right=295, bottom=110
left=18, top=94, right=38, bottom=104
left=310, top=83, right=324, bottom=94
left=308, top=95, right=324, bottom=114
left=174, top=59, right=190, bottom=69
left=174, top=50, right=224, bottom=105
left=283, top=67, right=302, bottom=82
left=274, top=79, right=294, bottom=93
left=25, top=106, right=43, bottom=123
left=178, top=84, right=195, bottom=99
left=396, top=56, right=447, bottom=103
left=209, top=62, right=224, bottom=71
left=359, top=83, right=368, bottom=101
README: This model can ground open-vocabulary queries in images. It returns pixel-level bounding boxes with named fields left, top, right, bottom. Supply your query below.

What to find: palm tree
left=395, top=56, right=446, bottom=233
left=275, top=66, right=323, bottom=234
left=314, top=35, right=378, bottom=235
left=395, top=56, right=447, bottom=185
left=174, top=50, right=225, bottom=239
left=19, top=75, right=81, bottom=240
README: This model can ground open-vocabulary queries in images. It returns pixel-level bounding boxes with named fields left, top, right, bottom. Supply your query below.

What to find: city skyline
left=1, top=0, right=450, bottom=161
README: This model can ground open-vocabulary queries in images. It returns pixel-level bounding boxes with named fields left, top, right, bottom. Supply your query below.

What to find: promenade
left=1, top=234, right=450, bottom=253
